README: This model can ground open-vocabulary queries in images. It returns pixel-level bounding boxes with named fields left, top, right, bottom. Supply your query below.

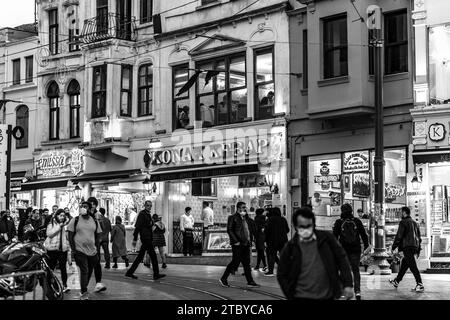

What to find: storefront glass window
left=429, top=25, right=450, bottom=105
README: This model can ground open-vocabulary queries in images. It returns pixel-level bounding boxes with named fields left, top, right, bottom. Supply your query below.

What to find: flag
left=176, top=71, right=201, bottom=97
left=204, top=70, right=220, bottom=87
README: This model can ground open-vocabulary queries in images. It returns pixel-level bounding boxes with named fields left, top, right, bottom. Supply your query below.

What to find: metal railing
left=0, top=270, right=46, bottom=300
left=81, top=13, right=137, bottom=44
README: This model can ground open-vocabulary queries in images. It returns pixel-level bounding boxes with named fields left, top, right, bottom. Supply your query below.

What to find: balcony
left=81, top=13, right=137, bottom=44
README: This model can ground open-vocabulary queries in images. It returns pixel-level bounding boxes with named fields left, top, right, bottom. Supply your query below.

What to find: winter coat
left=227, top=213, right=256, bottom=246
left=254, top=215, right=267, bottom=250
left=133, top=210, right=154, bottom=242
left=277, top=231, right=353, bottom=300
left=265, top=215, right=290, bottom=250
left=111, top=223, right=127, bottom=258
left=392, top=216, right=422, bottom=253
left=332, top=211, right=369, bottom=255
left=44, top=221, right=70, bottom=252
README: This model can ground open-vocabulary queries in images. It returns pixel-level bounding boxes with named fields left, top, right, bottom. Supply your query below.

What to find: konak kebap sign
left=35, top=149, right=84, bottom=178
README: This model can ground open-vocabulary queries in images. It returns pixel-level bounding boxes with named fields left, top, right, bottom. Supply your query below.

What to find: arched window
left=68, top=80, right=81, bottom=138
left=47, top=81, right=60, bottom=140
left=138, top=64, right=153, bottom=117
left=16, top=105, right=29, bottom=149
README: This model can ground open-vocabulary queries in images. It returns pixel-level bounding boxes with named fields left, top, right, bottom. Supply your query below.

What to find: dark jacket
left=277, top=231, right=353, bottom=300
left=133, top=210, right=154, bottom=242
left=333, top=211, right=369, bottom=254
left=227, top=213, right=256, bottom=246
left=0, top=216, right=16, bottom=242
left=392, top=216, right=421, bottom=253
left=265, top=215, right=290, bottom=249
left=97, top=214, right=112, bottom=243
left=254, top=215, right=267, bottom=250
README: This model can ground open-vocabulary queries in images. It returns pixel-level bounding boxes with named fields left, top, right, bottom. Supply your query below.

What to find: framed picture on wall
left=343, top=174, right=351, bottom=192
left=352, top=172, right=370, bottom=198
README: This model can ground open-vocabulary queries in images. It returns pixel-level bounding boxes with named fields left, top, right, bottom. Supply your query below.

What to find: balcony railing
left=81, top=13, right=137, bottom=44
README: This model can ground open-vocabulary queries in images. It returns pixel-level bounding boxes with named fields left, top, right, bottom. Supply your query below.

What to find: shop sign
left=35, top=149, right=84, bottom=178
left=344, top=151, right=369, bottom=172
left=385, top=183, right=405, bottom=201
left=0, top=125, right=7, bottom=197
left=428, top=123, right=446, bottom=142
left=314, top=175, right=340, bottom=183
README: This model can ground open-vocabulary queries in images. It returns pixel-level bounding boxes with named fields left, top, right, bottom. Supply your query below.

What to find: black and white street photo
left=1, top=0, right=450, bottom=308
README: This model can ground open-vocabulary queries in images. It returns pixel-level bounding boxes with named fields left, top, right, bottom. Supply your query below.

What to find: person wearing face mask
left=277, top=207, right=354, bottom=301
left=219, top=202, right=259, bottom=288
left=44, top=209, right=72, bottom=293
left=67, top=202, right=102, bottom=300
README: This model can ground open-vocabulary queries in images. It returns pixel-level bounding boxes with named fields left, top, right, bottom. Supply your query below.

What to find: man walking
left=219, top=202, right=259, bottom=288
left=98, top=208, right=112, bottom=269
left=125, top=200, right=166, bottom=280
left=389, top=207, right=424, bottom=292
left=333, top=203, right=369, bottom=300
left=67, top=201, right=102, bottom=300
left=277, top=207, right=354, bottom=300
left=87, top=197, right=107, bottom=293
left=201, top=201, right=214, bottom=239
left=180, top=207, right=195, bottom=256
left=264, top=207, right=290, bottom=276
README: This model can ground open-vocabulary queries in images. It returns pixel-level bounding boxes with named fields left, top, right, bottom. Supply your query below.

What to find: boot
left=125, top=259, right=130, bottom=268
left=112, top=263, right=118, bottom=269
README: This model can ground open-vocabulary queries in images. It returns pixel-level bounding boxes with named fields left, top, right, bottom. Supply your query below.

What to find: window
left=384, top=10, right=408, bottom=75
left=92, top=65, right=107, bottom=118
left=97, top=0, right=109, bottom=36
left=196, top=53, right=247, bottom=127
left=323, top=14, right=348, bottom=79
left=303, top=30, right=308, bottom=89
left=192, top=178, right=217, bottom=197
left=67, top=6, right=80, bottom=51
left=12, top=59, right=20, bottom=85
left=120, top=65, right=132, bottom=117
left=138, top=64, right=153, bottom=117
left=68, top=80, right=81, bottom=138
left=49, top=9, right=59, bottom=55
left=16, top=105, right=29, bottom=149
left=47, top=82, right=60, bottom=140
left=25, top=56, right=33, bottom=83
left=254, top=47, right=274, bottom=120
left=173, top=65, right=190, bottom=129
left=429, top=25, right=450, bottom=104
left=140, top=0, right=153, bottom=24
left=69, top=29, right=80, bottom=52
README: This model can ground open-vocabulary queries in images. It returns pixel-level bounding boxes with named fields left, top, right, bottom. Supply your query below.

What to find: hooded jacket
left=332, top=210, right=369, bottom=254
left=277, top=231, right=353, bottom=300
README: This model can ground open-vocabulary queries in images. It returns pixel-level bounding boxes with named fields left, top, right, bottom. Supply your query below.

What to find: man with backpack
left=389, top=206, right=424, bottom=292
left=67, top=201, right=102, bottom=300
left=333, top=203, right=369, bottom=300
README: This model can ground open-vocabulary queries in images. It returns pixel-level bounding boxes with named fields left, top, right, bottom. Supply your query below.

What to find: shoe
left=412, top=283, right=425, bottom=293
left=219, top=278, right=230, bottom=288
left=125, top=260, right=129, bottom=268
left=125, top=273, right=138, bottom=280
left=389, top=279, right=399, bottom=288
left=247, top=281, right=260, bottom=287
left=104, top=264, right=110, bottom=269
left=253, top=266, right=260, bottom=271
left=154, top=274, right=166, bottom=280
left=94, top=282, right=107, bottom=293
left=79, top=292, right=89, bottom=300
left=112, top=263, right=118, bottom=269
left=143, top=263, right=151, bottom=268
left=63, top=286, right=70, bottom=293
left=355, top=292, right=361, bottom=300
left=264, top=272, right=275, bottom=277
left=162, top=263, right=167, bottom=269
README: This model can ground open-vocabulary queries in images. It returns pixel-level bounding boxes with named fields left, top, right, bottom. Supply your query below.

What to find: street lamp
left=143, top=177, right=157, bottom=195
left=411, top=167, right=423, bottom=191
left=74, top=184, right=82, bottom=201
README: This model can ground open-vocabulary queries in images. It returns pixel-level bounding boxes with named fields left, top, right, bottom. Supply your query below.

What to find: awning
left=149, top=163, right=260, bottom=182
left=72, top=169, right=142, bottom=183
left=20, top=178, right=70, bottom=191
left=412, top=149, right=450, bottom=164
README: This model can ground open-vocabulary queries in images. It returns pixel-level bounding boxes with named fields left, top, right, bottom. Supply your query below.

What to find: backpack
left=339, top=218, right=360, bottom=245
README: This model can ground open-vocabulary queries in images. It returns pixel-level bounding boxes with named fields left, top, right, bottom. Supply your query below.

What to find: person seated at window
left=178, top=106, right=190, bottom=128
left=201, top=103, right=214, bottom=127
left=260, top=91, right=275, bottom=107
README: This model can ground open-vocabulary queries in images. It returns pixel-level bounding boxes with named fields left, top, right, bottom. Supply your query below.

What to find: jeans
left=222, top=245, right=254, bottom=283
left=127, top=239, right=160, bottom=276
left=267, top=246, right=281, bottom=273
left=396, top=248, right=423, bottom=284
left=347, top=252, right=361, bottom=294
left=183, top=230, right=194, bottom=256
left=255, top=249, right=267, bottom=269
left=99, top=241, right=110, bottom=266
left=47, top=250, right=68, bottom=287
left=93, top=244, right=103, bottom=283
left=74, top=251, right=99, bottom=294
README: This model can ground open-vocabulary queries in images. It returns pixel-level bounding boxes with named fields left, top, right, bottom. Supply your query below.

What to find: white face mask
left=298, top=227, right=314, bottom=239
left=239, top=210, right=246, bottom=216
left=79, top=208, right=88, bottom=216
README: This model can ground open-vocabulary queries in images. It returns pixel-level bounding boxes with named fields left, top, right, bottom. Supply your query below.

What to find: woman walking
left=254, top=208, right=267, bottom=271
left=152, top=214, right=167, bottom=269
left=110, top=216, right=129, bottom=268
left=44, top=209, right=71, bottom=293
